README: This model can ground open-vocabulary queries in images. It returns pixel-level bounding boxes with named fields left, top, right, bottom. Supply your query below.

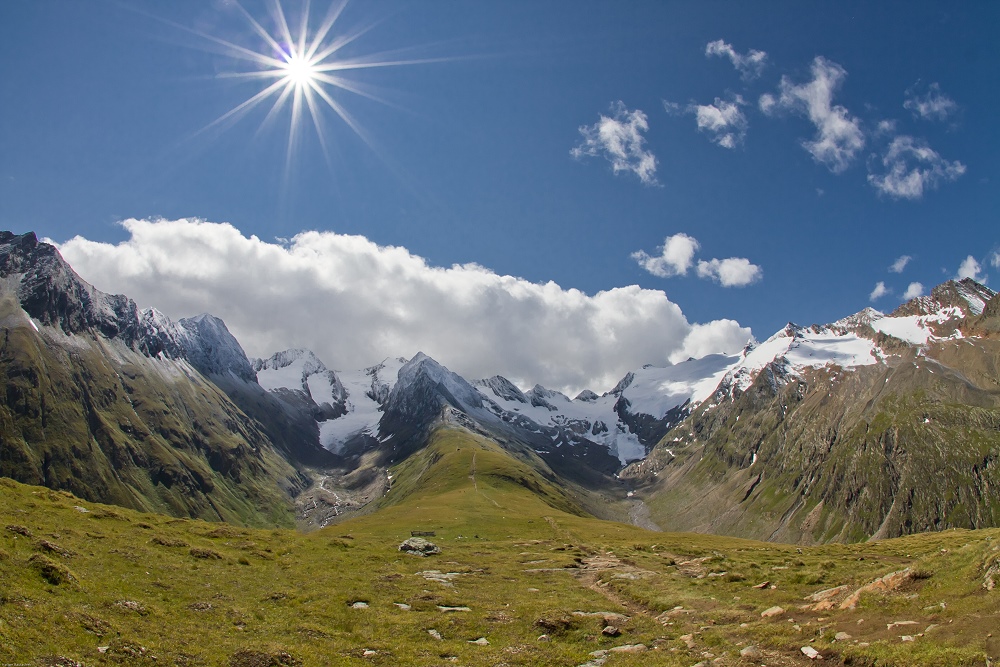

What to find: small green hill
left=1, top=425, right=999, bottom=666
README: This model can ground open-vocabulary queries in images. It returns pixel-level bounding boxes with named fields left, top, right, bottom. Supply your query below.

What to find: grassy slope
left=1, top=424, right=999, bottom=666
left=635, top=337, right=1000, bottom=544
left=0, top=302, right=303, bottom=528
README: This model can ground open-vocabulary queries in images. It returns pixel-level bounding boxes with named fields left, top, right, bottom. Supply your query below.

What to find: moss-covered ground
left=1, top=425, right=998, bottom=666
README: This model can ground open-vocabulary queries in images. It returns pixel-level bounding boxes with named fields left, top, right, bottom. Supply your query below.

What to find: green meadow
left=1, top=425, right=998, bottom=666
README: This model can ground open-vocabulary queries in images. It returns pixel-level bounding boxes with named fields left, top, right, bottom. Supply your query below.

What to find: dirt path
left=470, top=452, right=500, bottom=507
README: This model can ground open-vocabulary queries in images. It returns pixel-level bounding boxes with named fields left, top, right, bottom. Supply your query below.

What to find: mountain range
left=1, top=230, right=998, bottom=544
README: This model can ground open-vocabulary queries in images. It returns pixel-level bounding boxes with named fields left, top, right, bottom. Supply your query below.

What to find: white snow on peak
left=252, top=348, right=349, bottom=412
left=316, top=357, right=407, bottom=452
left=623, top=354, right=739, bottom=415
left=832, top=307, right=884, bottom=329
left=868, top=306, right=970, bottom=345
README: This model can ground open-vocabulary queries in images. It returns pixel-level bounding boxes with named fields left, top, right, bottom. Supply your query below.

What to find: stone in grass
left=601, top=626, right=620, bottom=637
left=761, top=605, right=785, bottom=618
left=740, top=645, right=762, bottom=658
left=428, top=629, right=443, bottom=641
left=608, top=644, right=646, bottom=654
left=801, top=645, right=822, bottom=659
left=468, top=637, right=489, bottom=646
left=399, top=537, right=441, bottom=556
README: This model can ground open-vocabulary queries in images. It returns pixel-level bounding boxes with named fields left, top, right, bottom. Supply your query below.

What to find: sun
left=171, top=0, right=442, bottom=164
left=281, top=53, right=318, bottom=87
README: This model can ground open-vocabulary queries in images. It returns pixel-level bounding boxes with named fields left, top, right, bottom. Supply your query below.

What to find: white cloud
left=671, top=320, right=751, bottom=363
left=903, top=282, right=924, bottom=300
left=57, top=219, right=753, bottom=395
left=705, top=39, right=767, bottom=81
left=631, top=233, right=700, bottom=278
left=760, top=56, right=865, bottom=173
left=889, top=255, right=912, bottom=273
left=991, top=252, right=1000, bottom=269
left=904, top=82, right=958, bottom=121
left=662, top=100, right=682, bottom=115
left=691, top=96, right=747, bottom=149
left=571, top=101, right=658, bottom=185
left=867, top=135, right=965, bottom=199
left=633, top=234, right=761, bottom=288
left=956, top=255, right=983, bottom=282
left=695, top=257, right=763, bottom=287
left=876, top=119, right=897, bottom=135
left=869, top=281, right=889, bottom=301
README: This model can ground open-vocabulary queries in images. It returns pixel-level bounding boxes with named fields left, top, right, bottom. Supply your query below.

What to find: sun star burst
left=172, top=0, right=441, bottom=169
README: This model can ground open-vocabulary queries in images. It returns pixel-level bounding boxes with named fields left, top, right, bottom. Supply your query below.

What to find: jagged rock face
left=891, top=278, right=995, bottom=318
left=381, top=353, right=485, bottom=425
left=0, top=232, right=313, bottom=526
left=475, top=375, right=528, bottom=404
left=176, top=314, right=257, bottom=383
left=1, top=232, right=144, bottom=346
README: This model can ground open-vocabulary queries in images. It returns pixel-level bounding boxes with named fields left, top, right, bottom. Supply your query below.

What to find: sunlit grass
left=1, top=425, right=998, bottom=665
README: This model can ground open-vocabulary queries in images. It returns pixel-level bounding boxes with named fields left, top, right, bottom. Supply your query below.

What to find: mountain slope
left=625, top=279, right=1000, bottom=543
left=0, top=232, right=315, bottom=526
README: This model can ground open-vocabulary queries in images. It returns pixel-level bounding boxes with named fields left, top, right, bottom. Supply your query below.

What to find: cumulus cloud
left=992, top=252, right=1000, bottom=269
left=868, top=135, right=965, bottom=199
left=695, top=258, right=763, bottom=287
left=759, top=56, right=865, bottom=173
left=956, top=255, right=984, bottom=282
left=691, top=96, right=748, bottom=148
left=633, top=234, right=761, bottom=288
left=869, top=281, right=889, bottom=301
left=571, top=101, right=658, bottom=185
left=904, top=82, right=958, bottom=121
left=705, top=39, right=767, bottom=81
left=630, top=233, right=700, bottom=278
left=57, top=219, right=753, bottom=395
left=903, top=282, right=924, bottom=300
left=889, top=255, right=912, bottom=273
left=671, top=320, right=751, bottom=363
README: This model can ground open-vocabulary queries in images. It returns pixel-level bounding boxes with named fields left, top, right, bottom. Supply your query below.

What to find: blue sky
left=0, top=1, right=997, bottom=391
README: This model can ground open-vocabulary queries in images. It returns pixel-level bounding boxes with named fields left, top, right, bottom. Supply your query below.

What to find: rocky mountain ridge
left=2, top=229, right=1000, bottom=543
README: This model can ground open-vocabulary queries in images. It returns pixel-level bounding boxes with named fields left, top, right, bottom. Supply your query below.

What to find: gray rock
left=399, top=537, right=441, bottom=556
left=739, top=645, right=761, bottom=658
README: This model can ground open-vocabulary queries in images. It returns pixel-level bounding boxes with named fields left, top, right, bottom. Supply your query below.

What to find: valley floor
left=1, top=427, right=998, bottom=666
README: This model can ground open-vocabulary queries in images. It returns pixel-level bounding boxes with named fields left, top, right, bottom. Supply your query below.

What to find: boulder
left=399, top=537, right=440, bottom=556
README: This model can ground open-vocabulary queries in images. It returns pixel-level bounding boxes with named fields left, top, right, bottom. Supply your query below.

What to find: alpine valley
left=3, top=230, right=1000, bottom=666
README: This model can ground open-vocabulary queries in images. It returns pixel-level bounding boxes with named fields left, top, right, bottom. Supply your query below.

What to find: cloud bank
left=571, top=102, right=658, bottom=185
left=632, top=233, right=762, bottom=287
left=57, top=219, right=752, bottom=395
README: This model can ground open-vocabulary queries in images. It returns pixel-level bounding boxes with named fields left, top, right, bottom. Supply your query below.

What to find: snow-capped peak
left=474, top=375, right=528, bottom=404
left=176, top=314, right=257, bottom=383
left=832, top=307, right=885, bottom=330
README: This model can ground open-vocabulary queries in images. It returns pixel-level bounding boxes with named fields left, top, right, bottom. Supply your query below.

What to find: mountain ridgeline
left=1, top=230, right=999, bottom=544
